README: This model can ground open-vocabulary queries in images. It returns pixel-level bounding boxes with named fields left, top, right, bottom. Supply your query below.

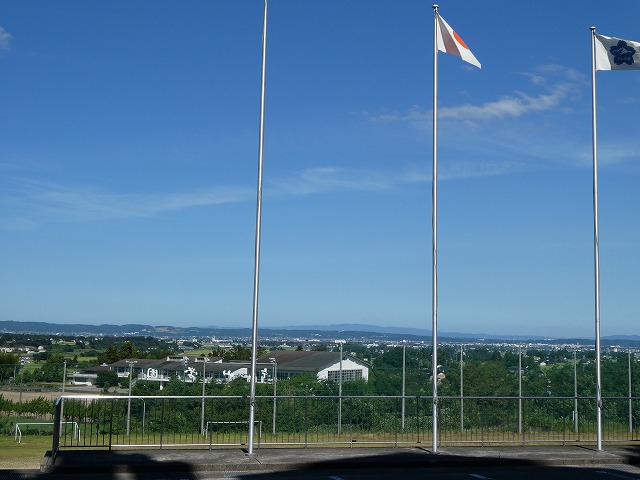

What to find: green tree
left=461, top=360, right=517, bottom=397
left=132, top=380, right=162, bottom=395
left=0, top=353, right=18, bottom=384
left=277, top=372, right=321, bottom=396
left=40, top=362, right=64, bottom=382
left=96, top=370, right=119, bottom=388
left=100, top=345, right=120, bottom=364
left=119, top=341, right=140, bottom=360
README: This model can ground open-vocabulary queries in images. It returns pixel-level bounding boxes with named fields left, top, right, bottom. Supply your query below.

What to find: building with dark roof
left=256, top=350, right=369, bottom=383
left=109, top=356, right=251, bottom=389
left=69, top=350, right=370, bottom=389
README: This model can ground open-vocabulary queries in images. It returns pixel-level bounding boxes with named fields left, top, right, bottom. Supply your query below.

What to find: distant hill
left=0, top=320, right=252, bottom=338
left=278, top=323, right=551, bottom=341
left=1, top=319, right=637, bottom=346
left=604, top=335, right=640, bottom=342
left=0, top=320, right=158, bottom=336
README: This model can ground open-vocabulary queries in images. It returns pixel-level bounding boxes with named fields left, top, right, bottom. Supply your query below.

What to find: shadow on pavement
left=40, top=450, right=197, bottom=479
left=228, top=448, right=640, bottom=480
left=3, top=446, right=640, bottom=479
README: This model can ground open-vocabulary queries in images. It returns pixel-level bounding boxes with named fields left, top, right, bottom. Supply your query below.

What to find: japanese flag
left=436, top=13, right=481, bottom=69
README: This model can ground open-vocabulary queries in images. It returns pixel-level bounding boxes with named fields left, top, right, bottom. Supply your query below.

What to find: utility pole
left=19, top=358, right=25, bottom=404
left=126, top=360, right=137, bottom=436
left=201, top=357, right=207, bottom=435
left=402, top=341, right=406, bottom=430
left=336, top=340, right=345, bottom=435
left=574, top=346, right=579, bottom=434
left=460, top=344, right=464, bottom=433
left=270, top=357, right=277, bottom=435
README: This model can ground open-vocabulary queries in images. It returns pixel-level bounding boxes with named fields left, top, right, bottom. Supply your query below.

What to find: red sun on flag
left=453, top=30, right=469, bottom=50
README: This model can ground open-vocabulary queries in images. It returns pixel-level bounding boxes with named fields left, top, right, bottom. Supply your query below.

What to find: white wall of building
left=317, top=358, right=369, bottom=382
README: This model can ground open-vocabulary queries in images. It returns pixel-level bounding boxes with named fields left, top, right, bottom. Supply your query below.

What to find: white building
left=256, top=350, right=369, bottom=383
left=71, top=350, right=370, bottom=389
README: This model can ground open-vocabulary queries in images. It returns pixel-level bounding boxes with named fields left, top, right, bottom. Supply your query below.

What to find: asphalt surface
left=3, top=445, right=640, bottom=479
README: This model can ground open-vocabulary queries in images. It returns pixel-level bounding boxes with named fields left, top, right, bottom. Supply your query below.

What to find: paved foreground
left=42, top=445, right=640, bottom=472
left=2, top=445, right=640, bottom=479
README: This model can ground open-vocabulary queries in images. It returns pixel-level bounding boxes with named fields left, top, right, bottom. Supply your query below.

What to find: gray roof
left=257, top=350, right=367, bottom=371
left=107, top=352, right=368, bottom=376
left=109, top=358, right=246, bottom=374
left=110, top=358, right=164, bottom=369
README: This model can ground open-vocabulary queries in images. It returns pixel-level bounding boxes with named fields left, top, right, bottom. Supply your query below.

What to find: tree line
left=3, top=341, right=638, bottom=399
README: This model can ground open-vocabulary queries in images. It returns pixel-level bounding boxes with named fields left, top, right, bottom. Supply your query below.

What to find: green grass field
left=0, top=435, right=50, bottom=470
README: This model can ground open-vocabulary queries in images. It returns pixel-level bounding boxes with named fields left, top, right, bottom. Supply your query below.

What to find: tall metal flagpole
left=431, top=4, right=440, bottom=454
left=248, top=0, right=268, bottom=456
left=590, top=26, right=603, bottom=452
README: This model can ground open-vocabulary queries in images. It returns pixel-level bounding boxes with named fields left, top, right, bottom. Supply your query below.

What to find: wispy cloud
left=597, top=143, right=640, bottom=168
left=0, top=27, right=12, bottom=51
left=2, top=167, right=426, bottom=228
left=441, top=84, right=573, bottom=121
left=371, top=82, right=574, bottom=125
left=2, top=180, right=255, bottom=223
left=364, top=64, right=602, bottom=175
left=277, top=163, right=516, bottom=193
left=271, top=167, right=398, bottom=196
left=370, top=65, right=583, bottom=126
left=8, top=152, right=598, bottom=229
left=438, top=160, right=528, bottom=181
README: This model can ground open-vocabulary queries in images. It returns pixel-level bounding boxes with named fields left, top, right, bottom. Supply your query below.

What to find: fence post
left=562, top=402, right=566, bottom=446
left=51, top=397, right=62, bottom=463
left=395, top=398, right=398, bottom=447
left=416, top=397, right=421, bottom=444
left=481, top=400, right=485, bottom=447
left=521, top=398, right=525, bottom=446
left=160, top=398, right=165, bottom=450
left=208, top=417, right=213, bottom=451
left=349, top=397, right=353, bottom=447
left=208, top=397, right=214, bottom=450
left=304, top=397, right=308, bottom=448
left=108, top=399, right=114, bottom=451
left=630, top=350, right=633, bottom=436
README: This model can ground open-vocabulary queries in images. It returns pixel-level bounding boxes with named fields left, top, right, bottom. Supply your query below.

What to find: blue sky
left=1, top=1, right=639, bottom=338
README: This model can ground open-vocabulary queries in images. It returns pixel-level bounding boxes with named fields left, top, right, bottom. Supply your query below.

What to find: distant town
left=1, top=319, right=639, bottom=347
left=2, top=319, right=639, bottom=448
left=1, top=319, right=638, bottom=395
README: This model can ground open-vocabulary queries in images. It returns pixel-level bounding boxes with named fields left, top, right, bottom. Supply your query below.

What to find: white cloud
left=0, top=27, right=12, bottom=51
left=597, top=143, right=640, bottom=167
left=2, top=167, right=420, bottom=227
left=439, top=84, right=572, bottom=121
left=272, top=163, right=522, bottom=197
left=272, top=167, right=397, bottom=196
left=370, top=65, right=584, bottom=126
left=438, top=160, right=527, bottom=181
left=371, top=82, right=574, bottom=125
left=4, top=158, right=568, bottom=228
left=3, top=180, right=255, bottom=222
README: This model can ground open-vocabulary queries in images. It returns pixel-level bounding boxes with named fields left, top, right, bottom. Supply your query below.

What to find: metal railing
left=50, top=394, right=640, bottom=459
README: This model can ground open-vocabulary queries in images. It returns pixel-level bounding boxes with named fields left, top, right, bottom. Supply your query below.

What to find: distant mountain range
left=276, top=324, right=640, bottom=345
left=278, top=323, right=547, bottom=340
left=2, top=320, right=639, bottom=346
